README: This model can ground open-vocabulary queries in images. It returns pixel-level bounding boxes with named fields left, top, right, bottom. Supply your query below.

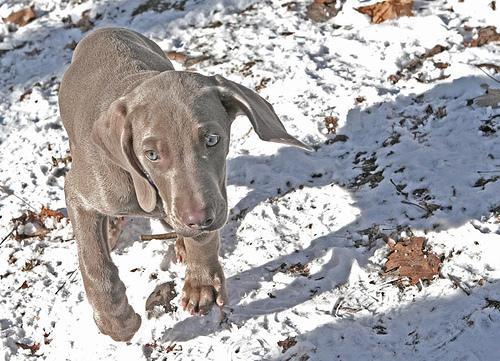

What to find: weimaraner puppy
left=58, top=27, right=309, bottom=342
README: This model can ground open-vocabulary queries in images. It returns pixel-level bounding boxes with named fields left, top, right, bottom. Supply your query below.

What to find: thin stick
left=401, top=200, right=428, bottom=212
left=55, top=269, right=77, bottom=295
left=390, top=178, right=409, bottom=199
left=0, top=228, right=14, bottom=246
left=0, top=185, right=37, bottom=211
left=448, top=274, right=471, bottom=296
left=474, top=64, right=500, bottom=84
left=140, top=232, right=177, bottom=241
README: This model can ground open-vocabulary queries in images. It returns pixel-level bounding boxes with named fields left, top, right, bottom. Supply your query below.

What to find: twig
left=448, top=274, right=471, bottom=296
left=474, top=64, right=500, bottom=83
left=0, top=228, right=14, bottom=246
left=390, top=178, right=409, bottom=199
left=140, top=232, right=177, bottom=241
left=55, top=269, right=77, bottom=295
left=0, top=185, right=37, bottom=211
left=475, top=63, right=500, bottom=73
left=477, top=170, right=500, bottom=174
left=401, top=200, right=428, bottom=212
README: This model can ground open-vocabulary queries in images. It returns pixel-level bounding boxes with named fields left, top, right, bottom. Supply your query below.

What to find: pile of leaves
left=383, top=236, right=441, bottom=286
left=10, top=206, right=65, bottom=240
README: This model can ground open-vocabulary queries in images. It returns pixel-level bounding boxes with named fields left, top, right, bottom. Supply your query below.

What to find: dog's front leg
left=180, top=231, right=228, bottom=315
left=67, top=200, right=141, bottom=341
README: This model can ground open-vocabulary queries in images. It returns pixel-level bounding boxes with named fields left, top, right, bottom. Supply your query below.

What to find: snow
left=0, top=0, right=499, bottom=360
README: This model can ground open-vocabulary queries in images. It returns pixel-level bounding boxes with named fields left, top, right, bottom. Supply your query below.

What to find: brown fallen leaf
left=3, top=6, right=37, bottom=27
left=145, top=281, right=177, bottom=318
left=255, top=77, right=271, bottom=92
left=355, top=96, right=366, bottom=103
left=324, top=116, right=339, bottom=134
left=15, top=341, right=40, bottom=355
left=277, top=336, right=297, bottom=353
left=306, top=0, right=339, bottom=23
left=287, top=263, right=310, bottom=277
left=43, top=331, right=52, bottom=345
left=433, top=62, right=449, bottom=69
left=18, top=280, right=30, bottom=290
left=356, top=0, right=413, bottom=24
left=384, top=236, right=441, bottom=286
left=40, top=206, right=65, bottom=222
left=22, top=259, right=41, bottom=272
left=465, top=26, right=500, bottom=47
left=19, top=88, right=32, bottom=102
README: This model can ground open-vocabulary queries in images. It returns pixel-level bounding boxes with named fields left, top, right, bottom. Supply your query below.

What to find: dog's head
left=92, top=71, right=310, bottom=237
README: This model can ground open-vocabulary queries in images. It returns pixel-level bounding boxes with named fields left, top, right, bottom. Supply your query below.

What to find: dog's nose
left=183, top=208, right=215, bottom=230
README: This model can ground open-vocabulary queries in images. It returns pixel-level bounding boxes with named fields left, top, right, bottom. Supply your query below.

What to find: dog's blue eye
left=145, top=150, right=159, bottom=161
left=205, top=134, right=220, bottom=147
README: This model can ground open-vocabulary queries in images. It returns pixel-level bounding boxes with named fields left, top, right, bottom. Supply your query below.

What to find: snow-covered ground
left=0, top=0, right=499, bottom=360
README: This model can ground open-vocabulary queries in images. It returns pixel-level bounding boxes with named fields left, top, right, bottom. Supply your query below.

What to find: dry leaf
left=287, top=263, right=310, bottom=277
left=19, top=89, right=32, bottom=102
left=255, top=77, right=271, bottom=92
left=466, top=26, right=500, bottom=47
left=306, top=0, right=339, bottom=22
left=18, top=280, right=30, bottom=290
left=15, top=341, right=40, bottom=355
left=3, top=6, right=37, bottom=27
left=39, top=206, right=65, bottom=222
left=384, top=236, right=441, bottom=286
left=324, top=116, right=339, bottom=134
left=356, top=0, right=413, bottom=24
left=145, top=281, right=177, bottom=317
left=277, top=336, right=297, bottom=353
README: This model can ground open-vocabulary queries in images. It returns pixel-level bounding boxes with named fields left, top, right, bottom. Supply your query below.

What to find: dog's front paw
left=181, top=264, right=227, bottom=315
left=93, top=306, right=141, bottom=342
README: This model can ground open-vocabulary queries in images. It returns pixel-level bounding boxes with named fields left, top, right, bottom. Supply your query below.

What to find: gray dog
left=58, top=27, right=309, bottom=341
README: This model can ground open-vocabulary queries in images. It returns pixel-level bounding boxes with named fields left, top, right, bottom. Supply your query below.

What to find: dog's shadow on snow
left=162, top=75, right=499, bottom=343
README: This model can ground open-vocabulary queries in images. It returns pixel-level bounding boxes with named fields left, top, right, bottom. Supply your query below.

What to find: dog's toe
left=181, top=284, right=216, bottom=316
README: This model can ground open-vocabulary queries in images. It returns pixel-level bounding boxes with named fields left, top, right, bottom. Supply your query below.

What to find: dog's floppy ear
left=213, top=75, right=311, bottom=150
left=92, top=99, right=157, bottom=213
